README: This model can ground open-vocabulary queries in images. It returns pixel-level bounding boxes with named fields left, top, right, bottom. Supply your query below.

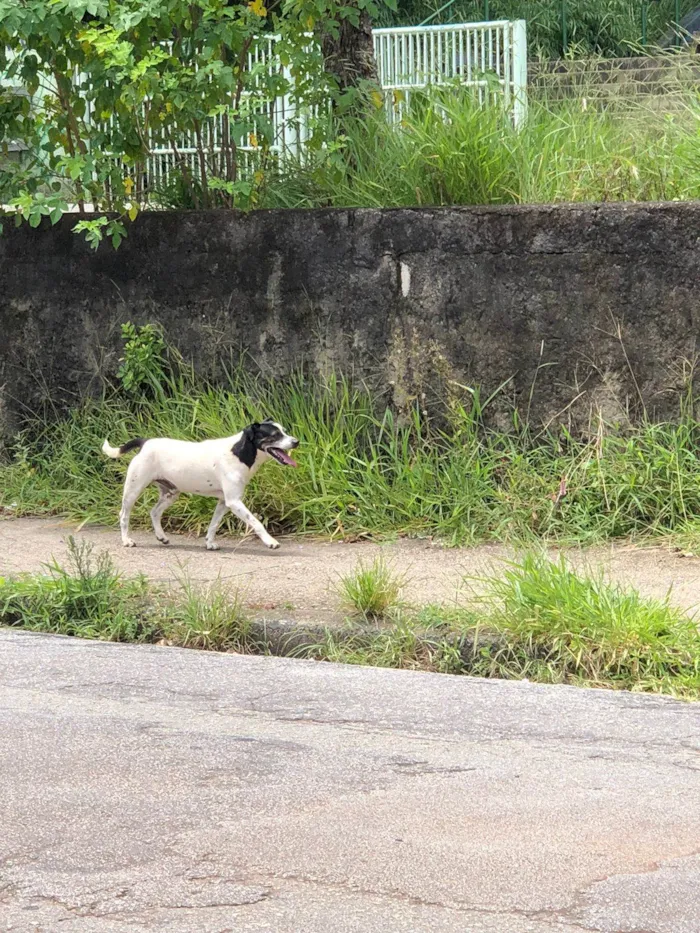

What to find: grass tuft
left=0, top=537, right=159, bottom=642
left=165, top=573, right=254, bottom=652
left=466, top=553, right=700, bottom=695
left=336, top=556, right=406, bottom=620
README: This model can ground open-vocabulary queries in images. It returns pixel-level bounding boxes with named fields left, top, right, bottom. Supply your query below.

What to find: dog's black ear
left=232, top=424, right=258, bottom=468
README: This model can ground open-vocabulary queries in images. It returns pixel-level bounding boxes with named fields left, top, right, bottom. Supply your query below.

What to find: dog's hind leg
left=205, top=499, right=229, bottom=551
left=119, top=464, right=151, bottom=548
left=151, top=482, right=180, bottom=545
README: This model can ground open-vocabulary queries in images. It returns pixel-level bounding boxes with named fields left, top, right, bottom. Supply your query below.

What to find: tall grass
left=264, top=84, right=700, bottom=209
left=4, top=360, right=700, bottom=546
left=378, top=0, right=696, bottom=59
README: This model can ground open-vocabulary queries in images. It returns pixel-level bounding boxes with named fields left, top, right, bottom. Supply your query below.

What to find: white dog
left=102, top=420, right=299, bottom=550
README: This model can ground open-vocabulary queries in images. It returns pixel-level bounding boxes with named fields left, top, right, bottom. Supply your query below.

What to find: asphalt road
left=1, top=630, right=700, bottom=932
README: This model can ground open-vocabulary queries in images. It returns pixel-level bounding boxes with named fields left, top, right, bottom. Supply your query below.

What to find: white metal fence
left=373, top=20, right=528, bottom=128
left=148, top=20, right=528, bottom=187
left=144, top=36, right=312, bottom=195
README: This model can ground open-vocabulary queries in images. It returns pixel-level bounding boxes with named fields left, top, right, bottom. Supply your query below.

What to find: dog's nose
left=291, top=438, right=299, bottom=449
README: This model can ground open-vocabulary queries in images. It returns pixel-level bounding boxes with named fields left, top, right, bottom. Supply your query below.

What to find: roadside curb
left=245, top=614, right=505, bottom=663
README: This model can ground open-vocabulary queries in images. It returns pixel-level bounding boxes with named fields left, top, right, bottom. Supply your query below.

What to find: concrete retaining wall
left=2, top=202, right=700, bottom=439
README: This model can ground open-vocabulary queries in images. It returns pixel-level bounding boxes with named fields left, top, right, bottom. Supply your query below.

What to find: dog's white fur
left=102, top=422, right=298, bottom=550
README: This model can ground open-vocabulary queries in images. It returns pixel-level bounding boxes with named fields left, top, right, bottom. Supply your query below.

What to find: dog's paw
left=122, top=538, right=136, bottom=548
left=265, top=539, right=280, bottom=550
left=157, top=536, right=170, bottom=546
left=206, top=541, right=220, bottom=551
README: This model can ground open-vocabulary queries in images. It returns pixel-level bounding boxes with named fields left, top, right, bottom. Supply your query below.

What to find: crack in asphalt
left=239, top=871, right=601, bottom=931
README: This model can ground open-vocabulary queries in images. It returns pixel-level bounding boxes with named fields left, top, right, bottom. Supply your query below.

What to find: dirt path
left=3, top=517, right=700, bottom=616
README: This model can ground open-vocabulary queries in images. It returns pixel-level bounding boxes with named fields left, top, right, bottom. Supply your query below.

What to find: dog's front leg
left=226, top=497, right=279, bottom=549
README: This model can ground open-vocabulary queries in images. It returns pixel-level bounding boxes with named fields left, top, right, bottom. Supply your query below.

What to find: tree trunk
left=321, top=8, right=378, bottom=97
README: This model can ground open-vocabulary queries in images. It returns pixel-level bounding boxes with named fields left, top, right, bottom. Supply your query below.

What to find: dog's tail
left=102, top=438, right=146, bottom=459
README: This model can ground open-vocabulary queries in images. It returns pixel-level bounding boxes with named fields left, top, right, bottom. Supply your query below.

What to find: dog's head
left=234, top=419, right=299, bottom=468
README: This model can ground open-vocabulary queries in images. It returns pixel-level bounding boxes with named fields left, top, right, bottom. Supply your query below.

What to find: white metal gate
left=373, top=20, right=528, bottom=128
left=144, top=36, right=312, bottom=193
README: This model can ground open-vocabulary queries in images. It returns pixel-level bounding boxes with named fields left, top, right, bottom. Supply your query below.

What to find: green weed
left=465, top=553, right=700, bottom=696
left=336, top=556, right=406, bottom=620
left=0, top=537, right=158, bottom=642
left=163, top=573, right=255, bottom=652
left=118, top=322, right=169, bottom=400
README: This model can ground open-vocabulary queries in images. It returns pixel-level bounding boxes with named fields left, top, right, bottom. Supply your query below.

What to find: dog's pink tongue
left=279, top=450, right=298, bottom=467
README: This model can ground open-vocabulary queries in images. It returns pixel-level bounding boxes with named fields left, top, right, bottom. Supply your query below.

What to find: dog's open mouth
left=267, top=447, right=298, bottom=467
